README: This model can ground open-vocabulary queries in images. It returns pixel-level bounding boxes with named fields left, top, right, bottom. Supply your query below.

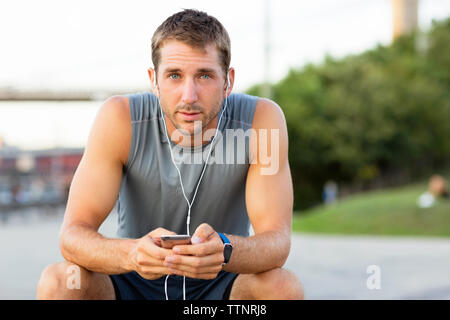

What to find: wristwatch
left=217, top=232, right=233, bottom=266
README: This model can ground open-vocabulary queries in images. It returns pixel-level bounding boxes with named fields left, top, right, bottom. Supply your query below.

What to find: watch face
left=223, top=243, right=233, bottom=263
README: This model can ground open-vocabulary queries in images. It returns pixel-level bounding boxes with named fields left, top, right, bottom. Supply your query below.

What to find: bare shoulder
left=88, top=95, right=131, bottom=166
left=100, top=95, right=130, bottom=119
left=252, top=97, right=287, bottom=131
left=248, top=98, right=289, bottom=166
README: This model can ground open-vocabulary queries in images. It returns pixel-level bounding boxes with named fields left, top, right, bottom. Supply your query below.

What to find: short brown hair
left=151, top=9, right=231, bottom=79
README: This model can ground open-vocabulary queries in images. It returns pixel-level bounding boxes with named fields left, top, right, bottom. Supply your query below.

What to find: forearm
left=223, top=230, right=290, bottom=274
left=60, top=223, right=137, bottom=275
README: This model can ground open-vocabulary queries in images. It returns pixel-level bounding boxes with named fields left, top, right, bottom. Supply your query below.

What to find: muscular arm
left=60, top=96, right=184, bottom=279
left=223, top=98, right=293, bottom=274
left=59, top=96, right=136, bottom=274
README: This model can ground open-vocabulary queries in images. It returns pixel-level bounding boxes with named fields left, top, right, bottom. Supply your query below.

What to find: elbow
left=276, top=233, right=291, bottom=268
left=278, top=249, right=290, bottom=269
left=59, top=224, right=74, bottom=262
left=59, top=227, right=69, bottom=261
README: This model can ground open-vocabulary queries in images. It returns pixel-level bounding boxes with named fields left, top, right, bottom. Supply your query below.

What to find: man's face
left=151, top=40, right=227, bottom=138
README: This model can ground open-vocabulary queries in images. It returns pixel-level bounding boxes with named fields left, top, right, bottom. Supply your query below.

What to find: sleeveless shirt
left=115, top=92, right=258, bottom=239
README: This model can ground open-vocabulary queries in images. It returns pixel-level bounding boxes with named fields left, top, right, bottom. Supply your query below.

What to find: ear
left=224, top=67, right=235, bottom=98
left=148, top=67, right=159, bottom=96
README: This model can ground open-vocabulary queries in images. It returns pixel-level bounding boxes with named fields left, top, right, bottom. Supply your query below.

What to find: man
left=37, top=9, right=304, bottom=300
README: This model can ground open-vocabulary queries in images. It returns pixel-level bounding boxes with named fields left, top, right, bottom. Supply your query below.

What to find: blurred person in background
left=417, top=174, right=449, bottom=208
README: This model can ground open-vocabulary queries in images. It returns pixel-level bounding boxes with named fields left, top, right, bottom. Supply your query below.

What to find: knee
left=37, top=262, right=65, bottom=299
left=254, top=268, right=305, bottom=300
left=36, top=261, right=86, bottom=299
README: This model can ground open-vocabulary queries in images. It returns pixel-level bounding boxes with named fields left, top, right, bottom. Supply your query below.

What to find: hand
left=163, top=223, right=225, bottom=280
left=129, top=227, right=177, bottom=280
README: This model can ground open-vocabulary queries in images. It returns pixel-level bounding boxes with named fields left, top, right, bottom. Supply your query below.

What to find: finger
left=167, top=262, right=223, bottom=276
left=139, top=265, right=175, bottom=276
left=164, top=252, right=224, bottom=270
left=136, top=253, right=167, bottom=267
left=148, top=227, right=177, bottom=243
left=137, top=267, right=176, bottom=280
left=152, top=237, right=162, bottom=247
left=191, top=223, right=216, bottom=244
left=173, top=239, right=221, bottom=257
left=138, top=273, right=165, bottom=280
left=139, top=236, right=173, bottom=260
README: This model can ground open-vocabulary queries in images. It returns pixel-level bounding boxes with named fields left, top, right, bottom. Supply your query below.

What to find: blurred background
left=0, top=0, right=449, bottom=299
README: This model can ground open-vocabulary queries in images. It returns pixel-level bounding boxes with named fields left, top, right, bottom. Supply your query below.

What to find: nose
left=181, top=78, right=198, bottom=105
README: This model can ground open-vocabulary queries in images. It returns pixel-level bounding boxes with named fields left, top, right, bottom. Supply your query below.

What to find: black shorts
left=109, top=270, right=238, bottom=300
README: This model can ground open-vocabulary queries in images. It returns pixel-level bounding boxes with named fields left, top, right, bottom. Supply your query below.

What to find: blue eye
left=200, top=74, right=210, bottom=79
left=169, top=74, right=179, bottom=80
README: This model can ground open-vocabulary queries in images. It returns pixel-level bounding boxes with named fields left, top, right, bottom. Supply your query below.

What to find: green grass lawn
left=292, top=179, right=450, bottom=237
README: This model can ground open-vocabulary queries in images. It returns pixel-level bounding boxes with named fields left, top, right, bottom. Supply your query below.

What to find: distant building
left=392, top=0, right=418, bottom=40
left=0, top=147, right=83, bottom=176
left=0, top=147, right=83, bottom=208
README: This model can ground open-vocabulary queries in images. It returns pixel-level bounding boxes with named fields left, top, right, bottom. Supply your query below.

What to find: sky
left=0, top=0, right=449, bottom=93
left=0, top=0, right=449, bottom=150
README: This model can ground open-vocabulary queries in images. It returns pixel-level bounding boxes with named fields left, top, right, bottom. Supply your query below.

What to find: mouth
left=178, top=111, right=201, bottom=121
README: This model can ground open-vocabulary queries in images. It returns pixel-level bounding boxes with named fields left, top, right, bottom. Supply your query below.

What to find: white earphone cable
left=156, top=76, right=229, bottom=300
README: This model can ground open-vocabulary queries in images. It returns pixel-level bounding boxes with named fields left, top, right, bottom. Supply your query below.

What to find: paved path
left=284, top=233, right=450, bottom=299
left=1, top=207, right=449, bottom=299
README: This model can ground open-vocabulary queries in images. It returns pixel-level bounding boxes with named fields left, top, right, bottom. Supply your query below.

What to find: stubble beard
left=161, top=95, right=224, bottom=140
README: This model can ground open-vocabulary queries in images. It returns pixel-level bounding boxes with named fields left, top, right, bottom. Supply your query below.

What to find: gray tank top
left=115, top=91, right=258, bottom=239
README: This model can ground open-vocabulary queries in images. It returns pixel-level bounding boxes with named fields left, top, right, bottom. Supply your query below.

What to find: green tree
left=247, top=18, right=450, bottom=211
